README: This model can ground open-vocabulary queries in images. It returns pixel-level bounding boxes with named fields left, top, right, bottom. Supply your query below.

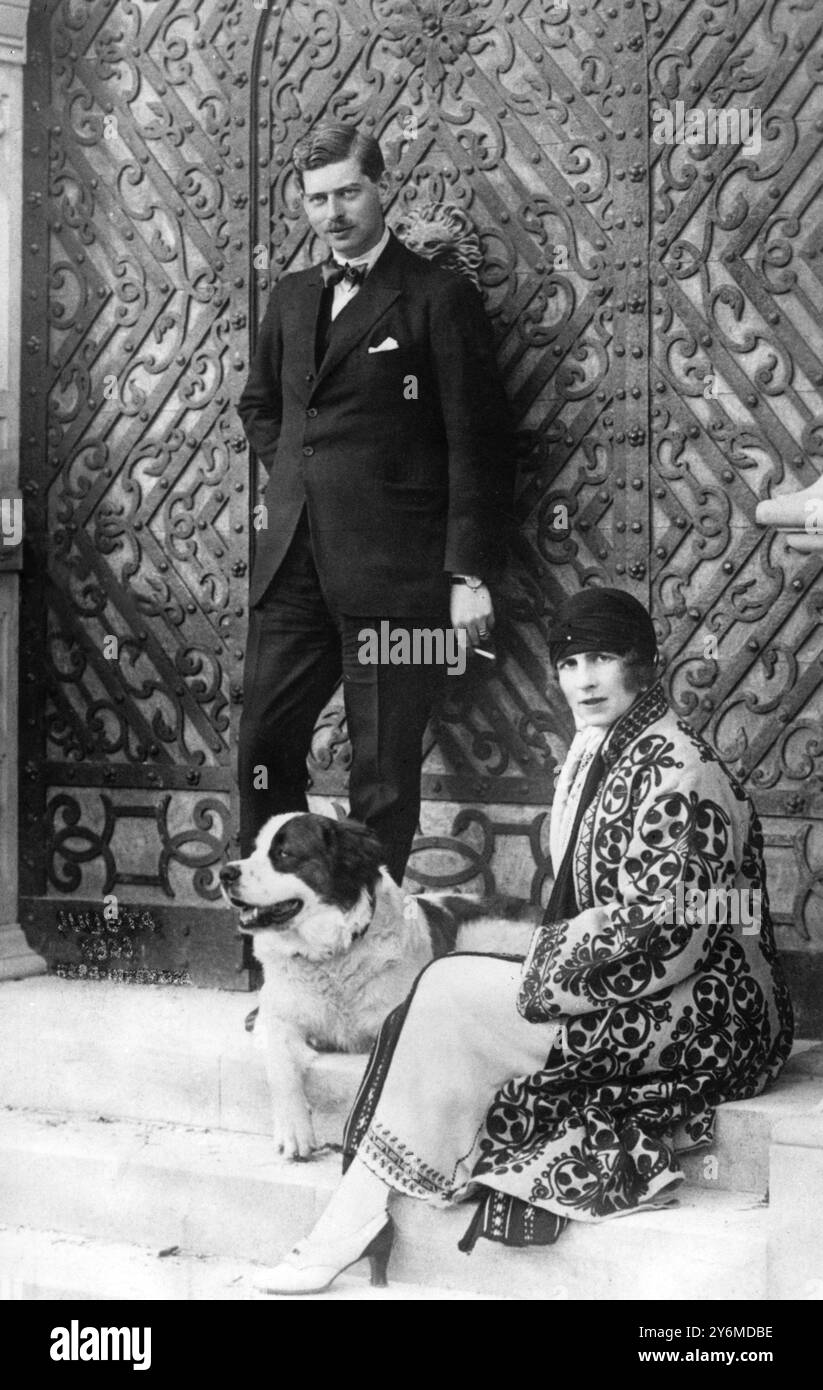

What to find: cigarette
left=474, top=647, right=495, bottom=659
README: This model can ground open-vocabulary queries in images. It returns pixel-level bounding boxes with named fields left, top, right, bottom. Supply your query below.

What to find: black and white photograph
left=0, top=0, right=822, bottom=1337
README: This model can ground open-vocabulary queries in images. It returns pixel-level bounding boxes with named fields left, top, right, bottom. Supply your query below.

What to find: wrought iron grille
left=18, top=1, right=823, bottom=1007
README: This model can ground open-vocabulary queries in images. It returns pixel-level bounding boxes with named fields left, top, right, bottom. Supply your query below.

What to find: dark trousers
left=238, top=512, right=443, bottom=882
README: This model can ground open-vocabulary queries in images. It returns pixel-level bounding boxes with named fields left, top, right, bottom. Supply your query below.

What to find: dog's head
left=219, top=813, right=386, bottom=960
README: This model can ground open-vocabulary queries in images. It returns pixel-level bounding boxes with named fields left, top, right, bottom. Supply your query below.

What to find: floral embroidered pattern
left=345, top=688, right=794, bottom=1249
left=476, top=698, right=793, bottom=1237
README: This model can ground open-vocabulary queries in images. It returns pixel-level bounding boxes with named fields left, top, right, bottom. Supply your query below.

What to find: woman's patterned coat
left=467, top=683, right=794, bottom=1244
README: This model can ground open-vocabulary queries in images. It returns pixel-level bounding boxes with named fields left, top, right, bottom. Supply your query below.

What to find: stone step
left=0, top=1226, right=494, bottom=1301
left=0, top=976, right=355, bottom=1148
left=675, top=1063, right=823, bottom=1196
left=768, top=1109, right=823, bottom=1301
left=2, top=978, right=821, bottom=1196
left=0, top=1108, right=770, bottom=1301
left=0, top=1109, right=338, bottom=1267
left=390, top=1188, right=771, bottom=1302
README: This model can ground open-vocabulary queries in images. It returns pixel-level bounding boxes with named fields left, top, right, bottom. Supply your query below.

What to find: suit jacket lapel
left=315, top=233, right=404, bottom=386
left=290, top=269, right=326, bottom=388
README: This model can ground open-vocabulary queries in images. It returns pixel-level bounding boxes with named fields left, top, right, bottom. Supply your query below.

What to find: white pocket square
left=368, top=337, right=399, bottom=353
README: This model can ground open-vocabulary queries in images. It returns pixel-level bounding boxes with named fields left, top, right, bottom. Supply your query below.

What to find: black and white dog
left=219, top=812, right=537, bottom=1159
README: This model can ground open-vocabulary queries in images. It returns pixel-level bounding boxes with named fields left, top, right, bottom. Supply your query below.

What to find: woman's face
left=556, top=651, right=637, bottom=728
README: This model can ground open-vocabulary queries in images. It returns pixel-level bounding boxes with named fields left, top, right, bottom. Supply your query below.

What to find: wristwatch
left=450, top=574, right=485, bottom=590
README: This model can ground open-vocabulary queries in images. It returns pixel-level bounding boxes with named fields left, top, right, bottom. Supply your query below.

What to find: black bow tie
left=322, top=259, right=367, bottom=288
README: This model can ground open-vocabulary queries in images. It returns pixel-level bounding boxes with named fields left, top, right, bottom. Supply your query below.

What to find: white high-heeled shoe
left=257, top=1212, right=394, bottom=1296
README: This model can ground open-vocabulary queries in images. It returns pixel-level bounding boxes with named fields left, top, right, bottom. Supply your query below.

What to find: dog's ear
left=328, top=818, right=385, bottom=903
left=318, top=818, right=337, bottom=851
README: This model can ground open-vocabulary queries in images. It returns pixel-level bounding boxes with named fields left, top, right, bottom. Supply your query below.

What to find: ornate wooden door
left=19, top=0, right=823, bottom=1023
left=19, top=0, right=251, bottom=985
left=645, top=1, right=823, bottom=1031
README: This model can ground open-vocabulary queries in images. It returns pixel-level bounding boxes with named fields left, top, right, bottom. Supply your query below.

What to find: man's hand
left=450, top=582, right=495, bottom=649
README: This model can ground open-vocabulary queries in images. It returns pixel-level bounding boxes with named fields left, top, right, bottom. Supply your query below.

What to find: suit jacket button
left=305, top=372, right=314, bottom=383
left=302, top=446, right=314, bottom=457
left=307, top=407, right=318, bottom=418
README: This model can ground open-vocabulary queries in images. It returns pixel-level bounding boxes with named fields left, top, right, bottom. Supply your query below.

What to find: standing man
left=237, top=123, right=512, bottom=882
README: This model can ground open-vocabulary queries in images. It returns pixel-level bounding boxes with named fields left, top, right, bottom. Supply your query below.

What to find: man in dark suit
left=237, top=123, right=512, bottom=881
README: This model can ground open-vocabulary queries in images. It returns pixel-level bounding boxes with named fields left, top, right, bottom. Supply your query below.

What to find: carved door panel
left=20, top=0, right=250, bottom=984
left=19, top=1, right=823, bottom=1015
left=647, top=1, right=823, bottom=1030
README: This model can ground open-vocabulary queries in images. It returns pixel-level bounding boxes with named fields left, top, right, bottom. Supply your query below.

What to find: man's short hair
left=292, top=123, right=385, bottom=190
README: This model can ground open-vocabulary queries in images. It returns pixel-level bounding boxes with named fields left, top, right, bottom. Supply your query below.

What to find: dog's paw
left=272, top=1108, right=318, bottom=1161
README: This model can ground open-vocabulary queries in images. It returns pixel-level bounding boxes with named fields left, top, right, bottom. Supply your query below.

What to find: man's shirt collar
left=329, top=224, right=390, bottom=274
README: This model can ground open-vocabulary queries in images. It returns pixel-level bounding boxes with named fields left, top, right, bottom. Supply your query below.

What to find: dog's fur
left=220, top=812, right=537, bottom=1159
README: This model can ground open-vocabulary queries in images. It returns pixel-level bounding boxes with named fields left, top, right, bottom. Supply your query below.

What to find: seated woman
left=260, top=587, right=794, bottom=1294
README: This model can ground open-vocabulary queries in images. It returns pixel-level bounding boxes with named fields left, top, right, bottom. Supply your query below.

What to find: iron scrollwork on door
left=248, top=0, right=652, bottom=894
left=19, top=0, right=254, bottom=982
left=647, top=0, right=823, bottom=961
left=17, top=1, right=823, bottom=991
